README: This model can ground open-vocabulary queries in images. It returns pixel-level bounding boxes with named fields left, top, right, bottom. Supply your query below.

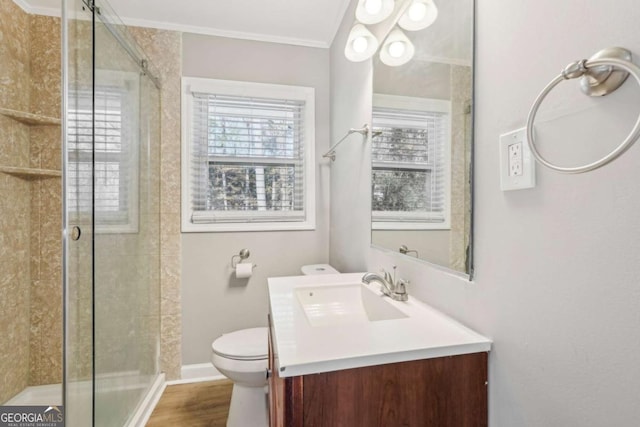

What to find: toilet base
left=226, top=384, right=268, bottom=427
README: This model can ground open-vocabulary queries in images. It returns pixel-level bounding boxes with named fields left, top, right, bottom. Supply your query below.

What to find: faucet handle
left=383, top=269, right=393, bottom=285
left=391, top=279, right=409, bottom=301
left=395, top=279, right=409, bottom=294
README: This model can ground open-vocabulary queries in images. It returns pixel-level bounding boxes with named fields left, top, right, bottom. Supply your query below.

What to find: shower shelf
left=0, top=166, right=61, bottom=179
left=0, top=107, right=61, bottom=126
left=0, top=108, right=62, bottom=179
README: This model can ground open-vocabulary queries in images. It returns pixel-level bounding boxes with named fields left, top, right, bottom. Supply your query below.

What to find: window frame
left=372, top=94, right=451, bottom=231
left=181, top=77, right=316, bottom=232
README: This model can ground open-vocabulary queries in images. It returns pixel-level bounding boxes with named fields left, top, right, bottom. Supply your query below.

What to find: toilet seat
left=212, top=327, right=268, bottom=361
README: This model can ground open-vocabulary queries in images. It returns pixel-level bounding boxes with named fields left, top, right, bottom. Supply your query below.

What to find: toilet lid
left=212, top=327, right=268, bottom=360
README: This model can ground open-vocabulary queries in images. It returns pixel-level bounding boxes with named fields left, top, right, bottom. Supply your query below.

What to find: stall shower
left=1, top=0, right=163, bottom=425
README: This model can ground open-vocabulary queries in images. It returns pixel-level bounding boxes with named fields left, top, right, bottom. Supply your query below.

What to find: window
left=68, top=71, right=139, bottom=233
left=182, top=78, right=316, bottom=232
left=372, top=94, right=450, bottom=230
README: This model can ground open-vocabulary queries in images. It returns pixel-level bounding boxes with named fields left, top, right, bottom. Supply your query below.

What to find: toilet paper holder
left=231, top=249, right=257, bottom=269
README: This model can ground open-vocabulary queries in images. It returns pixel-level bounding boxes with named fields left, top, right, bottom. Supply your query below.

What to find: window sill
left=182, top=220, right=316, bottom=233
left=372, top=221, right=450, bottom=231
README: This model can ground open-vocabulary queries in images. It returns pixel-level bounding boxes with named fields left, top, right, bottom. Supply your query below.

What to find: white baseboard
left=127, top=373, right=166, bottom=427
left=167, top=363, right=226, bottom=385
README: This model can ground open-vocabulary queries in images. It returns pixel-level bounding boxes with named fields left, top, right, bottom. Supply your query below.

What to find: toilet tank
left=300, top=264, right=339, bottom=275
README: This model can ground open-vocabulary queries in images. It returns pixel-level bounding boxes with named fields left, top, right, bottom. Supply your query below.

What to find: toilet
left=212, top=327, right=268, bottom=427
left=300, top=263, right=340, bottom=275
left=211, top=264, right=339, bottom=427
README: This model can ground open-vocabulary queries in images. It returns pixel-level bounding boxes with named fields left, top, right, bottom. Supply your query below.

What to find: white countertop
left=268, top=273, right=492, bottom=378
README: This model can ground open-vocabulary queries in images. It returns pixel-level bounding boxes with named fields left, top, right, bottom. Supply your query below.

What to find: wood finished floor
left=146, top=380, right=233, bottom=427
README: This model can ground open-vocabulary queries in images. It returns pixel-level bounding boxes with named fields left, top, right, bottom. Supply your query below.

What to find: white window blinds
left=188, top=92, right=307, bottom=224
left=372, top=105, right=450, bottom=227
left=68, top=74, right=139, bottom=232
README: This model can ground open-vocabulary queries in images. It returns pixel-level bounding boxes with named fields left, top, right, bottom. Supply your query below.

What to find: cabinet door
left=268, top=316, right=284, bottom=427
left=268, top=316, right=276, bottom=426
left=268, top=316, right=304, bottom=427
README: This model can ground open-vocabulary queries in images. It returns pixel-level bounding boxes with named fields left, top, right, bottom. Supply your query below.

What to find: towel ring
left=526, top=48, right=640, bottom=174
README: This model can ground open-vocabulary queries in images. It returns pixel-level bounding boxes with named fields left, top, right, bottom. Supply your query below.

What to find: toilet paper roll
left=235, top=262, right=253, bottom=279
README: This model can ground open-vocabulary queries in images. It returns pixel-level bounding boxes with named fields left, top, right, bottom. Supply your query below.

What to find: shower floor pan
left=5, top=383, right=62, bottom=406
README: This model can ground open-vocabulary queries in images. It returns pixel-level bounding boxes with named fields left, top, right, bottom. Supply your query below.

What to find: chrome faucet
left=362, top=266, right=409, bottom=302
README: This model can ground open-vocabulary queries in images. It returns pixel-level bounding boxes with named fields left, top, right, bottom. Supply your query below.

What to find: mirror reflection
left=371, top=0, right=474, bottom=275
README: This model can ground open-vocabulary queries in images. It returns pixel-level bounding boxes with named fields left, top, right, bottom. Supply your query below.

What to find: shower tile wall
left=129, top=27, right=183, bottom=380
left=29, top=14, right=62, bottom=387
left=0, top=0, right=31, bottom=404
left=0, top=1, right=62, bottom=403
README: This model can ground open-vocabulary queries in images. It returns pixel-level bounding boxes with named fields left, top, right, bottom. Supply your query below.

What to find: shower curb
left=126, top=373, right=166, bottom=427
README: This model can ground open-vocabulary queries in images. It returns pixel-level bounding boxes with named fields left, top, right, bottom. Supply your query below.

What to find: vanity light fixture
left=345, top=23, right=380, bottom=62
left=355, top=0, right=396, bottom=25
left=379, top=28, right=415, bottom=66
left=397, top=0, right=438, bottom=31
left=345, top=0, right=438, bottom=66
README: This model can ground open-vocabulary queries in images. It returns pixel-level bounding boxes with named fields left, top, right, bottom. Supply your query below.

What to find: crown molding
left=118, top=16, right=330, bottom=49
left=14, top=0, right=333, bottom=48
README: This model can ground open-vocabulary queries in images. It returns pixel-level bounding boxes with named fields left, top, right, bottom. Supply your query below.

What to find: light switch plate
left=499, top=127, right=536, bottom=191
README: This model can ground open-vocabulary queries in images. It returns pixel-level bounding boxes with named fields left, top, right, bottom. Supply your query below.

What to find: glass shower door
left=92, top=4, right=161, bottom=427
left=64, top=0, right=96, bottom=425
left=64, top=0, right=161, bottom=425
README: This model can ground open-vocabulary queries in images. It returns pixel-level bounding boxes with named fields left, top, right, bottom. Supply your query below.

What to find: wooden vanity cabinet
left=267, top=318, right=488, bottom=427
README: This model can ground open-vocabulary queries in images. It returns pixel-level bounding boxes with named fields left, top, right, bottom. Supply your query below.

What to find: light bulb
left=356, top=0, right=395, bottom=24
left=388, top=41, right=406, bottom=58
left=345, top=23, right=379, bottom=62
left=380, top=28, right=414, bottom=66
left=364, top=0, right=383, bottom=15
left=352, top=36, right=368, bottom=53
left=407, top=2, right=427, bottom=21
left=398, top=0, right=438, bottom=31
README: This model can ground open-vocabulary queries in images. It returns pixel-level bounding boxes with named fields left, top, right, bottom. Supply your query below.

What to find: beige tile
left=1, top=56, right=31, bottom=113
left=0, top=269, right=30, bottom=402
left=160, top=160, right=181, bottom=215
left=160, top=254, right=181, bottom=316
left=29, top=16, right=61, bottom=118
left=30, top=127, right=62, bottom=170
left=0, top=171, right=31, bottom=399
left=0, top=0, right=30, bottom=62
left=0, top=0, right=31, bottom=113
left=30, top=181, right=42, bottom=283
left=0, top=117, right=30, bottom=168
left=32, top=178, right=63, bottom=385
left=160, top=213, right=180, bottom=256
left=160, top=314, right=182, bottom=380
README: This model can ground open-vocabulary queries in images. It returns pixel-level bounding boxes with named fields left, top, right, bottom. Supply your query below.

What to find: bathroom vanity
left=267, top=273, right=492, bottom=427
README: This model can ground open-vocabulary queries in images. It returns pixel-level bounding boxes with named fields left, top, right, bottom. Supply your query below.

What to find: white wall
left=181, top=33, right=331, bottom=365
left=329, top=1, right=372, bottom=272
left=331, top=1, right=640, bottom=426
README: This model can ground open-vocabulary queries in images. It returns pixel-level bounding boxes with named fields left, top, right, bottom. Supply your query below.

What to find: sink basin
left=269, top=273, right=492, bottom=377
left=295, top=283, right=408, bottom=327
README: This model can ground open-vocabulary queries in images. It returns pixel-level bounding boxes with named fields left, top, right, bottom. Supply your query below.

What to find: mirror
left=371, top=0, right=474, bottom=276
